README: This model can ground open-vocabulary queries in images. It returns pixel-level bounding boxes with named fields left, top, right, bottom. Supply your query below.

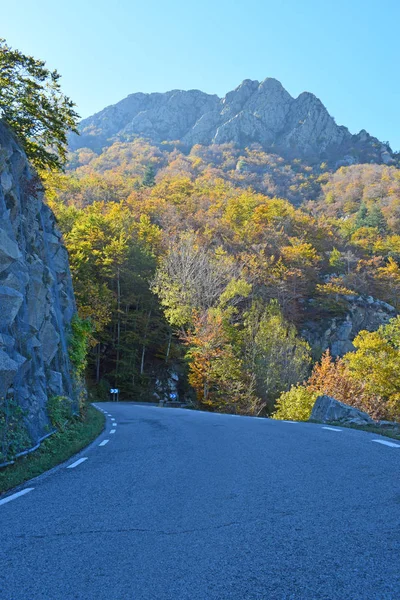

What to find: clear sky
left=3, top=0, right=400, bottom=149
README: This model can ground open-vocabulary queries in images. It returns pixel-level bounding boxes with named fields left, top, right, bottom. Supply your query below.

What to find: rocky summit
left=0, top=122, right=77, bottom=452
left=70, top=78, right=393, bottom=164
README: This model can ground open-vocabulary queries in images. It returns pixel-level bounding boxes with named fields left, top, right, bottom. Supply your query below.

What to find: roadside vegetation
left=0, top=406, right=104, bottom=494
left=274, top=316, right=400, bottom=422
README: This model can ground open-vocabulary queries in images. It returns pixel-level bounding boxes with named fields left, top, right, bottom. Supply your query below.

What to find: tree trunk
left=140, top=309, right=152, bottom=376
left=116, top=267, right=121, bottom=379
left=96, top=343, right=101, bottom=384
left=140, top=345, right=146, bottom=375
left=165, top=329, right=172, bottom=363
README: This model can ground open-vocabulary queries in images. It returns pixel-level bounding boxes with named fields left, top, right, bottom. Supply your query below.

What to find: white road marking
left=282, top=420, right=299, bottom=424
left=99, top=439, right=109, bottom=446
left=322, top=427, right=342, bottom=432
left=372, top=439, right=400, bottom=448
left=110, top=429, right=116, bottom=434
left=67, top=457, right=88, bottom=469
left=0, top=488, right=34, bottom=507
left=111, top=418, right=115, bottom=421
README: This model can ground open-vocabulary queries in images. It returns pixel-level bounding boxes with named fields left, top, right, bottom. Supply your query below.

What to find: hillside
left=69, top=78, right=395, bottom=166
left=51, top=78, right=400, bottom=420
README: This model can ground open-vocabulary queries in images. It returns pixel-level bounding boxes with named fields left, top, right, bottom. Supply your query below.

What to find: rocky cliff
left=70, top=78, right=393, bottom=164
left=301, top=295, right=396, bottom=358
left=0, top=122, right=77, bottom=457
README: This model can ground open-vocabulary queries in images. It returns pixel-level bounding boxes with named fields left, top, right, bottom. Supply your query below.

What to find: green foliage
left=68, top=315, right=93, bottom=376
left=0, top=398, right=31, bottom=462
left=46, top=396, right=74, bottom=431
left=0, top=38, right=78, bottom=170
left=355, top=201, right=369, bottom=230
left=142, top=165, right=156, bottom=187
left=242, top=300, right=312, bottom=410
left=344, top=316, right=400, bottom=419
left=0, top=406, right=104, bottom=494
left=367, top=204, right=387, bottom=234
left=273, top=385, right=318, bottom=421
left=329, top=247, right=345, bottom=271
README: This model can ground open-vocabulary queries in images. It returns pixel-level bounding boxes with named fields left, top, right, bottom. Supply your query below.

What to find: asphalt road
left=1, top=403, right=399, bottom=600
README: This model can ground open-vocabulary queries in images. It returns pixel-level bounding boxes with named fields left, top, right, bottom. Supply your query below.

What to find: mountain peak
left=70, top=79, right=391, bottom=164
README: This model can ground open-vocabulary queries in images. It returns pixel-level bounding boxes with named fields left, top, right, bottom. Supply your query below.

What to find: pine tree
left=355, top=201, right=369, bottom=229
left=366, top=203, right=387, bottom=234
left=142, top=165, right=156, bottom=187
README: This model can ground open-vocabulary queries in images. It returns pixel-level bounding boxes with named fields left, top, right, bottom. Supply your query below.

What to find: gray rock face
left=301, top=296, right=396, bottom=358
left=69, top=78, right=393, bottom=163
left=310, top=395, right=374, bottom=425
left=0, top=121, right=77, bottom=449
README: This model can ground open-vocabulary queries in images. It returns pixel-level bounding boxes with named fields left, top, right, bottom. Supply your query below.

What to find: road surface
left=1, top=402, right=399, bottom=599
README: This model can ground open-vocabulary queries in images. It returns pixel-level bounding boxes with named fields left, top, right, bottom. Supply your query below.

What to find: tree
left=376, top=257, right=400, bottom=308
left=152, top=232, right=242, bottom=328
left=366, top=204, right=387, bottom=234
left=345, top=320, right=400, bottom=419
left=329, top=247, right=345, bottom=272
left=142, top=165, right=156, bottom=187
left=0, top=38, right=78, bottom=170
left=242, top=300, right=312, bottom=411
left=355, top=201, right=369, bottom=229
left=182, top=309, right=259, bottom=414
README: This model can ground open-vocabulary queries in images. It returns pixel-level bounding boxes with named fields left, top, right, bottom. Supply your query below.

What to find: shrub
left=273, top=385, right=318, bottom=421
left=0, top=398, right=31, bottom=461
left=47, top=396, right=74, bottom=431
left=68, top=315, right=93, bottom=376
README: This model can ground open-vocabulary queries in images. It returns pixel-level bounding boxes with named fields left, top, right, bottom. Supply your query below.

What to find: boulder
left=310, top=395, right=374, bottom=425
left=48, top=370, right=63, bottom=396
left=0, top=229, right=21, bottom=273
left=0, top=348, right=19, bottom=396
left=0, top=285, right=24, bottom=328
left=39, top=321, right=60, bottom=363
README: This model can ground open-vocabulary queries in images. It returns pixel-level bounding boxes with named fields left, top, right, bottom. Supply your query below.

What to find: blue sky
left=3, top=0, right=400, bottom=149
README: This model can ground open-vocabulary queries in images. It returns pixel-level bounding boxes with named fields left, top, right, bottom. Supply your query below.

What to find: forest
left=40, top=138, right=400, bottom=421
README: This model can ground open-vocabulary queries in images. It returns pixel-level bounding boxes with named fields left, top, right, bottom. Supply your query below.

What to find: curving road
left=1, top=402, right=399, bottom=600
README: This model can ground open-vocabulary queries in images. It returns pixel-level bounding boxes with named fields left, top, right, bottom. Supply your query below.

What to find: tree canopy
left=0, top=38, right=79, bottom=170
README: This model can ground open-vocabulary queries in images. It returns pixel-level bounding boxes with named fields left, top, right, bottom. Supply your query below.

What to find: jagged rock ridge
left=0, top=122, right=77, bottom=453
left=70, top=78, right=393, bottom=164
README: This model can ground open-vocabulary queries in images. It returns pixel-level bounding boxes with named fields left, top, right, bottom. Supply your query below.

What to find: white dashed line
left=0, top=488, right=34, bottom=507
left=99, top=439, right=109, bottom=446
left=372, top=439, right=400, bottom=448
left=67, top=457, right=88, bottom=469
left=282, top=420, right=299, bottom=424
left=322, top=427, right=342, bottom=432
left=110, top=429, right=116, bottom=434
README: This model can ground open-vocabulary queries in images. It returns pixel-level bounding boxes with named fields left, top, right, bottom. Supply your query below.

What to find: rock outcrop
left=310, top=395, right=375, bottom=425
left=301, top=295, right=396, bottom=358
left=0, top=122, right=77, bottom=452
left=69, top=78, right=393, bottom=164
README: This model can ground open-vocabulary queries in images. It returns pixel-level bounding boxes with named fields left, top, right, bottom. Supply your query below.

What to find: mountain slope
left=70, top=78, right=393, bottom=165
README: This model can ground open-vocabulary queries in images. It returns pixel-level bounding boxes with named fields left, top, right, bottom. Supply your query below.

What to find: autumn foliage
left=41, top=136, right=400, bottom=416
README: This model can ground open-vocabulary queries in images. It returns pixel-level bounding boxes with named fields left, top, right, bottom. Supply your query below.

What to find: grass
left=0, top=405, right=105, bottom=495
